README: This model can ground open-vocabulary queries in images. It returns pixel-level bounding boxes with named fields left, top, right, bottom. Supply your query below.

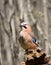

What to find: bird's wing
left=29, top=32, right=39, bottom=46
left=19, top=36, right=27, bottom=49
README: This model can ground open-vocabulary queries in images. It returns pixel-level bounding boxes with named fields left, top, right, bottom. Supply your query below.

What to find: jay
left=19, top=22, right=40, bottom=51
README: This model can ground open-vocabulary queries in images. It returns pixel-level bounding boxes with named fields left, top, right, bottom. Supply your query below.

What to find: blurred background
left=0, top=0, right=51, bottom=65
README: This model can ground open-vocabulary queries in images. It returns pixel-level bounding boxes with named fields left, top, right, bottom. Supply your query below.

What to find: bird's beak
left=20, top=24, right=22, bottom=27
left=19, top=25, right=22, bottom=32
left=20, top=24, right=24, bottom=27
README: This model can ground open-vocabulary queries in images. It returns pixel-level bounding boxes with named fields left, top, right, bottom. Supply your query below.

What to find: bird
left=19, top=22, right=41, bottom=51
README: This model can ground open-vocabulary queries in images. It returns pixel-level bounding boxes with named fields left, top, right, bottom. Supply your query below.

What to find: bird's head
left=20, top=22, right=32, bottom=32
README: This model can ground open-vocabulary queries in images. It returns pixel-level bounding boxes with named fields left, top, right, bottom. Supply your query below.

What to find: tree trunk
left=43, top=0, right=49, bottom=54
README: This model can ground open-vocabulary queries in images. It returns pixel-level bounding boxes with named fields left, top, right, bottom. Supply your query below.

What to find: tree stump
left=20, top=49, right=51, bottom=65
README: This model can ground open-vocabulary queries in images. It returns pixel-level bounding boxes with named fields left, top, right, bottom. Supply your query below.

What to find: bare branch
left=48, top=43, right=51, bottom=50
left=27, top=0, right=36, bottom=23
left=0, top=10, right=5, bottom=19
left=37, top=25, right=43, bottom=35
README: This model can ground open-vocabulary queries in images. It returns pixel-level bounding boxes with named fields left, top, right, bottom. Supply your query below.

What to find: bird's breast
left=19, top=31, right=37, bottom=49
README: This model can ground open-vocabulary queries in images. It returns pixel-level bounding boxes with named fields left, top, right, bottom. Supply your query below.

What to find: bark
left=43, top=0, right=49, bottom=54
left=20, top=49, right=51, bottom=65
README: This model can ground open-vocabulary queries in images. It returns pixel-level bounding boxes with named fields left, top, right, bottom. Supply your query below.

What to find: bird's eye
left=23, top=26, right=27, bottom=29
